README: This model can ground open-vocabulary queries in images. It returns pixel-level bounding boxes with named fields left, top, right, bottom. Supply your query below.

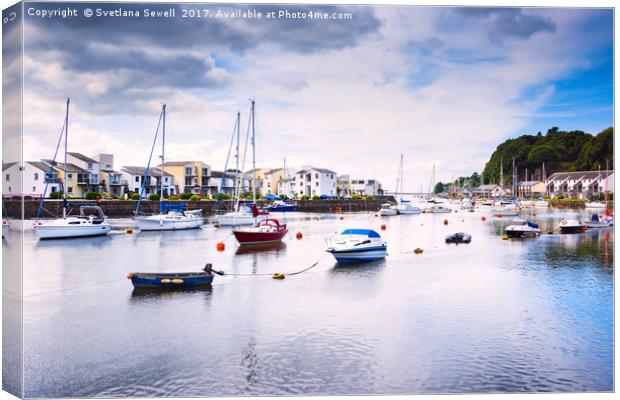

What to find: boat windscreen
left=341, top=229, right=381, bottom=238
left=527, top=221, right=539, bottom=228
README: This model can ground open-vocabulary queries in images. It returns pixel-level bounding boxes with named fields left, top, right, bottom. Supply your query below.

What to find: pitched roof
left=121, top=166, right=173, bottom=177
left=67, top=152, right=98, bottom=163
left=473, top=184, right=499, bottom=191
left=26, top=161, right=54, bottom=172
left=296, top=166, right=337, bottom=175
left=547, top=170, right=613, bottom=181
left=41, top=160, right=89, bottom=173
left=2, top=162, right=17, bottom=171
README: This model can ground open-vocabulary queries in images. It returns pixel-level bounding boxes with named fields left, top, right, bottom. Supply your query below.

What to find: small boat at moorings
left=379, top=203, right=397, bottom=216
left=583, top=214, right=611, bottom=229
left=2, top=219, right=9, bottom=238
left=128, top=263, right=223, bottom=289
left=136, top=203, right=203, bottom=231
left=233, top=218, right=288, bottom=245
left=326, top=229, right=387, bottom=263
left=265, top=200, right=297, bottom=212
left=34, top=205, right=112, bottom=239
left=395, top=202, right=421, bottom=215
left=534, top=197, right=549, bottom=208
left=505, top=218, right=541, bottom=238
left=423, top=205, right=451, bottom=213
left=445, top=232, right=472, bottom=244
left=492, top=206, right=520, bottom=217
left=559, top=218, right=586, bottom=234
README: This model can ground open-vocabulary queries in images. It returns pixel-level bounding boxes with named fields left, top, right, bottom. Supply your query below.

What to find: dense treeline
left=482, top=127, right=613, bottom=185
left=434, top=127, right=613, bottom=193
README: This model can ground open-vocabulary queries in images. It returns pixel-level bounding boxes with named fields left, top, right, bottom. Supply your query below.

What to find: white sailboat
left=394, top=154, right=421, bottom=215
left=135, top=105, right=203, bottom=231
left=215, top=100, right=268, bottom=227
left=34, top=99, right=112, bottom=239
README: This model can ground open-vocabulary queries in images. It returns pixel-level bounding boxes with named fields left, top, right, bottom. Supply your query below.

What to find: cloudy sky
left=17, top=3, right=613, bottom=192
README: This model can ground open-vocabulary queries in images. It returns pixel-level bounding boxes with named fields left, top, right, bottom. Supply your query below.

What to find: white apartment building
left=121, top=166, right=175, bottom=198
left=2, top=161, right=62, bottom=198
left=284, top=166, right=338, bottom=197
left=546, top=170, right=614, bottom=199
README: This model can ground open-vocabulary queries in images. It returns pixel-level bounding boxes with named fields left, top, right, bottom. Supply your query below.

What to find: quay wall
left=5, top=197, right=395, bottom=219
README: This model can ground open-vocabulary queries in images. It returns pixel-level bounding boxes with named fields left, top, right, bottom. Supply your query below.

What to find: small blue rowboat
left=128, top=264, right=220, bottom=289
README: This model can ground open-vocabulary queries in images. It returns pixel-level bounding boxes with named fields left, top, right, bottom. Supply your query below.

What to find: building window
left=5, top=174, right=9, bottom=182
left=315, top=173, right=319, bottom=179
left=67, top=187, right=73, bottom=193
left=135, top=176, right=139, bottom=183
left=34, top=173, right=39, bottom=181
left=185, top=167, right=192, bottom=175
left=87, top=162, right=93, bottom=170
left=32, top=186, right=36, bottom=192
left=68, top=174, right=72, bottom=179
left=316, top=182, right=319, bottom=186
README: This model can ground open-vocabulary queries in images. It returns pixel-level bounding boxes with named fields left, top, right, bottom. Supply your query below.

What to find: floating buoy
left=481, top=216, right=486, bottom=222
left=462, top=219, right=465, bottom=222
left=443, top=219, right=449, bottom=225
left=161, top=278, right=171, bottom=283
left=126, top=273, right=133, bottom=280
left=339, top=216, right=344, bottom=220
left=272, top=273, right=285, bottom=280
left=380, top=224, right=387, bottom=230
left=216, top=242, right=225, bottom=251
left=501, top=235, right=509, bottom=240
left=172, top=279, right=184, bottom=284
left=532, top=213, right=537, bottom=216
left=414, top=248, right=423, bottom=254
left=374, top=214, right=378, bottom=217
left=126, top=227, right=133, bottom=234
left=296, top=232, right=303, bottom=239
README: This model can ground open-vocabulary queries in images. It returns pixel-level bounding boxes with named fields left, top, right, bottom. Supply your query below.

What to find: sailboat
left=534, top=162, right=549, bottom=207
left=134, top=104, right=203, bottom=231
left=394, top=154, right=420, bottom=215
left=34, top=98, right=112, bottom=239
left=217, top=100, right=268, bottom=227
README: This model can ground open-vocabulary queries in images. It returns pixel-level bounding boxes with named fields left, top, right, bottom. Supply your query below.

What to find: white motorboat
left=326, top=229, right=387, bottom=263
left=34, top=206, right=112, bottom=239
left=379, top=203, right=398, bottom=216
left=505, top=218, right=541, bottom=238
left=492, top=206, right=520, bottom=217
left=559, top=218, right=586, bottom=234
left=585, top=201, right=606, bottom=209
left=423, top=205, right=451, bottom=213
left=136, top=206, right=203, bottom=231
left=396, top=202, right=421, bottom=215
left=2, top=218, right=9, bottom=238
left=583, top=214, right=611, bottom=229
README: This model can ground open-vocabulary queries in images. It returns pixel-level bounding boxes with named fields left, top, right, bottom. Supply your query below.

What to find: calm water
left=6, top=206, right=614, bottom=397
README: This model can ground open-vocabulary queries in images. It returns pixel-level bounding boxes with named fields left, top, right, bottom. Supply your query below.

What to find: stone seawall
left=5, top=197, right=395, bottom=219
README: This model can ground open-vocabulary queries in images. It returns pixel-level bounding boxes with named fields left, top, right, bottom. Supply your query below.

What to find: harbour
left=5, top=206, right=613, bottom=397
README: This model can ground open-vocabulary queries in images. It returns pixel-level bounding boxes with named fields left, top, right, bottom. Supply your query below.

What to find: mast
left=400, top=154, right=404, bottom=195
left=542, top=162, right=546, bottom=198
left=160, top=104, right=166, bottom=200
left=235, top=111, right=241, bottom=200
left=499, top=158, right=503, bottom=199
left=605, top=159, right=609, bottom=213
left=63, top=98, right=69, bottom=218
left=250, top=99, right=257, bottom=204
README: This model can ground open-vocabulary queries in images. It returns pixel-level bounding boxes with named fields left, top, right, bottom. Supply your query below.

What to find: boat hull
left=130, top=272, right=214, bottom=289
left=34, top=224, right=112, bottom=239
left=505, top=229, right=540, bottom=238
left=327, top=246, right=387, bottom=263
left=233, top=228, right=288, bottom=245
left=135, top=215, right=202, bottom=231
left=560, top=226, right=586, bottom=234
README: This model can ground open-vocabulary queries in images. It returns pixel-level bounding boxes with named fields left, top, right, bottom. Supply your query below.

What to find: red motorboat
left=233, top=218, right=288, bottom=245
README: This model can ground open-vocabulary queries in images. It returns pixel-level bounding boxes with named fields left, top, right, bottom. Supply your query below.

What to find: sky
left=12, top=3, right=614, bottom=193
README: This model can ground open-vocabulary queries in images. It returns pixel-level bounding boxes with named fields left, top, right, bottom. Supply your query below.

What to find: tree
left=434, top=182, right=445, bottom=194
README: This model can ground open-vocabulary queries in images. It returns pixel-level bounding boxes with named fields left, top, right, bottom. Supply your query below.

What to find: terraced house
left=545, top=170, right=614, bottom=199
left=159, top=161, right=210, bottom=195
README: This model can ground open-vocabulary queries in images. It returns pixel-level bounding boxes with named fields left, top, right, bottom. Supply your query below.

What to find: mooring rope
left=23, top=277, right=128, bottom=299
left=220, top=253, right=328, bottom=277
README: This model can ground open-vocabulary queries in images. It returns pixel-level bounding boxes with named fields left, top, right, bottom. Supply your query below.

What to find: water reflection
left=234, top=241, right=287, bottom=255
left=130, top=285, right=214, bottom=301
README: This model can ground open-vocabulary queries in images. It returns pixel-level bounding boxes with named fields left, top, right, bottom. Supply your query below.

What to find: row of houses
left=2, top=153, right=384, bottom=199
left=470, top=170, right=614, bottom=199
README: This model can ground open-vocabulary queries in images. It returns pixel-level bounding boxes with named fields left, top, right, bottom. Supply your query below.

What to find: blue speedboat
left=128, top=264, right=219, bottom=289
left=326, top=229, right=387, bottom=263
left=265, top=200, right=297, bottom=212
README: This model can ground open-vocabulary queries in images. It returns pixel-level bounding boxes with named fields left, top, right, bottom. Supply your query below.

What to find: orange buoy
left=481, top=216, right=486, bottom=222
left=216, top=242, right=225, bottom=251
left=339, top=216, right=344, bottom=220
left=126, top=227, right=133, bottom=234
left=414, top=248, right=423, bottom=254
left=296, top=232, right=303, bottom=239
left=272, top=273, right=285, bottom=280
left=380, top=224, right=387, bottom=230
left=126, top=273, right=133, bottom=279
left=443, top=219, right=448, bottom=225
